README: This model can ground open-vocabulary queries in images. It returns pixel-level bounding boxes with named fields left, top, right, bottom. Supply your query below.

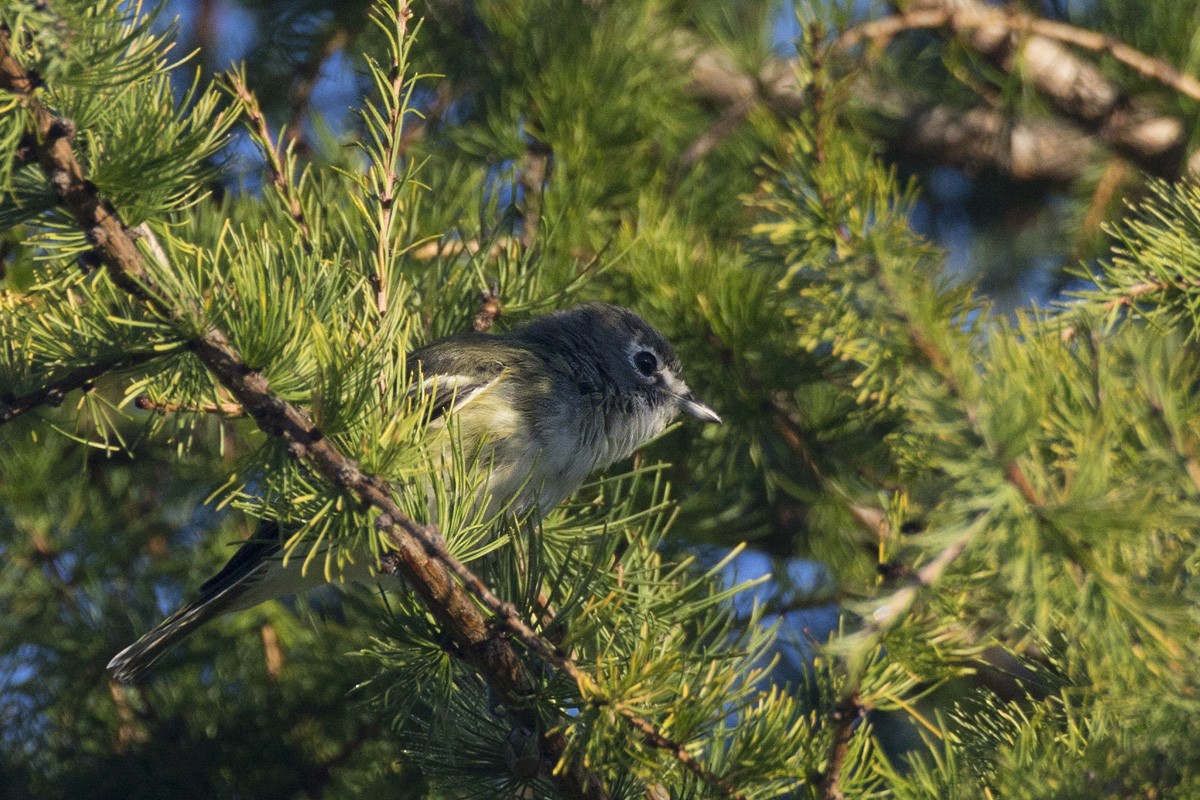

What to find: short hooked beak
left=680, top=394, right=722, bottom=424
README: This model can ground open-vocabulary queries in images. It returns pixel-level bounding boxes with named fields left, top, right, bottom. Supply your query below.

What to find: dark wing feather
left=107, top=523, right=284, bottom=685
left=407, top=334, right=514, bottom=421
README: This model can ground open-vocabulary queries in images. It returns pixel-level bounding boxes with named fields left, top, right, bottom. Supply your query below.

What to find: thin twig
left=370, top=3, right=414, bottom=319
left=889, top=284, right=1045, bottom=509
left=226, top=71, right=312, bottom=250
left=1104, top=279, right=1174, bottom=309
left=812, top=529, right=981, bottom=798
left=134, top=394, right=245, bottom=417
left=1055, top=275, right=1200, bottom=342
left=409, top=237, right=511, bottom=261
left=0, top=351, right=158, bottom=425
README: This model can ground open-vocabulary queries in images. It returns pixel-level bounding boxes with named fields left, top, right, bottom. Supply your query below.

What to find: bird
left=107, top=302, right=721, bottom=684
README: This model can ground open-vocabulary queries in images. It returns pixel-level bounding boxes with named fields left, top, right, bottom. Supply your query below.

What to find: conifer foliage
left=3, top=1, right=1200, bottom=798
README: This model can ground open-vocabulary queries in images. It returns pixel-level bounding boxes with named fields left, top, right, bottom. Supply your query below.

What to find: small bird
left=108, top=302, right=720, bottom=683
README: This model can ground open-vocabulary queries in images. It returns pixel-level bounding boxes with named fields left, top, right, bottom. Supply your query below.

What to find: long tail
left=107, top=535, right=281, bottom=685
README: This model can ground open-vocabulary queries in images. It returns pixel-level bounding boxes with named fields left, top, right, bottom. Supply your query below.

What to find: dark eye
left=633, top=350, right=658, bottom=377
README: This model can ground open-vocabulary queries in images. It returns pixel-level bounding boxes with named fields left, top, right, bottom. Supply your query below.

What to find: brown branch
left=1074, top=157, right=1130, bottom=253
left=260, top=623, right=284, bottom=681
left=887, top=0, right=1186, bottom=177
left=680, top=3, right=1189, bottom=180
left=518, top=138, right=551, bottom=251
left=0, top=351, right=158, bottom=425
left=616, top=712, right=746, bottom=799
left=818, top=693, right=863, bottom=800
left=1104, top=279, right=1173, bottom=309
left=226, top=71, right=312, bottom=250
left=409, top=237, right=511, bottom=261
left=882, top=102, right=1098, bottom=184
left=379, top=535, right=747, bottom=799
left=1003, top=460, right=1045, bottom=508
left=675, top=95, right=756, bottom=178
left=473, top=285, right=502, bottom=333
left=835, top=5, right=1200, bottom=104
left=675, top=29, right=806, bottom=118
left=134, top=394, right=245, bottom=417
left=2, top=20, right=739, bottom=800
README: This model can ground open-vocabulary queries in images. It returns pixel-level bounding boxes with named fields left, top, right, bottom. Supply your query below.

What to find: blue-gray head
left=510, top=302, right=721, bottom=426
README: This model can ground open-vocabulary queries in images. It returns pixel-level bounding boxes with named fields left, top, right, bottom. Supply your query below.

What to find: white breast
left=430, top=380, right=679, bottom=520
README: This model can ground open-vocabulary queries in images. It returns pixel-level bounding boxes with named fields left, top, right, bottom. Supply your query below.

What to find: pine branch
left=617, top=713, right=747, bottom=799
left=0, top=351, right=158, bottom=425
left=895, top=293, right=1046, bottom=510
left=367, top=2, right=413, bottom=319
left=678, top=4, right=1190, bottom=180
left=834, top=5, right=1200, bottom=104
left=0, top=24, right=603, bottom=800
left=817, top=518, right=982, bottom=793
left=1102, top=278, right=1197, bottom=309
left=870, top=0, right=1188, bottom=177
left=409, top=237, right=511, bottom=261
left=1145, top=391, right=1200, bottom=496
left=805, top=35, right=847, bottom=247
left=378, top=535, right=749, bottom=799
left=2, top=19, right=743, bottom=799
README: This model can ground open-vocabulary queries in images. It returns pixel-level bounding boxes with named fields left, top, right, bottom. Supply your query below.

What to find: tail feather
left=107, top=535, right=280, bottom=685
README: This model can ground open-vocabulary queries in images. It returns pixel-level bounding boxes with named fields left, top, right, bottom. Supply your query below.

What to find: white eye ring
left=632, top=350, right=658, bottom=378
